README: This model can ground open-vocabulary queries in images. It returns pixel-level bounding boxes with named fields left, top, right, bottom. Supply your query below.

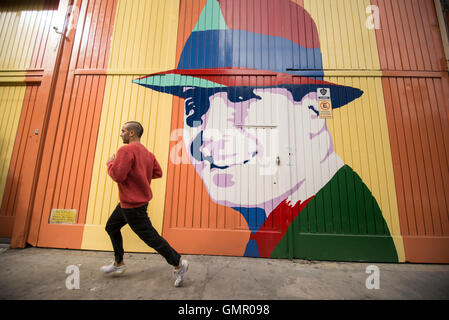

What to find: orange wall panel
left=374, top=0, right=449, bottom=262
left=0, top=0, right=59, bottom=238
left=27, top=0, right=118, bottom=248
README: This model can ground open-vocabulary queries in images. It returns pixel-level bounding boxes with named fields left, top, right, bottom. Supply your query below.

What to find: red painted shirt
left=250, top=196, right=314, bottom=258
left=107, top=142, right=162, bottom=208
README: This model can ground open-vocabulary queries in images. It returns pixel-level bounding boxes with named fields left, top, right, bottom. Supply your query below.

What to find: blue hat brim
left=133, top=74, right=363, bottom=109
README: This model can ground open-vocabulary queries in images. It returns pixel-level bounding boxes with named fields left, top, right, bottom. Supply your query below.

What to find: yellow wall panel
left=0, top=86, right=26, bottom=208
left=0, top=1, right=45, bottom=70
left=108, top=0, right=180, bottom=73
left=305, top=0, right=380, bottom=71
left=82, top=0, right=180, bottom=252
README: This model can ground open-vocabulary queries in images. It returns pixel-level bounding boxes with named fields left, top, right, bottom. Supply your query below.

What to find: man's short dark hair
left=125, top=121, right=144, bottom=138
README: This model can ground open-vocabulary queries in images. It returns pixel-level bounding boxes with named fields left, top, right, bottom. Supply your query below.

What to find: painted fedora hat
left=133, top=0, right=363, bottom=108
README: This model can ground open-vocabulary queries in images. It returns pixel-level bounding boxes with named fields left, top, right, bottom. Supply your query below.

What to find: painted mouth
left=209, top=151, right=258, bottom=171
left=190, top=132, right=259, bottom=171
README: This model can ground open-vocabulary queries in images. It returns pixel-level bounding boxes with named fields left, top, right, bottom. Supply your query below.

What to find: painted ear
left=298, top=92, right=320, bottom=119
left=307, top=105, right=319, bottom=117
left=305, top=100, right=327, bottom=138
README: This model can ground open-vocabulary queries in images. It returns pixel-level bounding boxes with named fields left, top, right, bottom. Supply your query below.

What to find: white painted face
left=182, top=87, right=334, bottom=212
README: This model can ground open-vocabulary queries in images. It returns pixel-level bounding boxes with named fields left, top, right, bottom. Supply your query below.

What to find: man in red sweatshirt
left=100, top=121, right=188, bottom=287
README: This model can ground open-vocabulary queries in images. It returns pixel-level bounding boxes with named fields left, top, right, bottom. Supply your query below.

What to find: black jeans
left=105, top=203, right=181, bottom=267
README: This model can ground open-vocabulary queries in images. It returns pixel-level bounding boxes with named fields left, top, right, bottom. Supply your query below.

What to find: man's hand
left=107, top=154, right=116, bottom=165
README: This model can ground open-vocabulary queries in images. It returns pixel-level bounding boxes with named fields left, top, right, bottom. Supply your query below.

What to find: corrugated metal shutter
left=0, top=0, right=59, bottom=239
left=373, top=0, right=449, bottom=262
left=0, top=85, right=28, bottom=236
left=29, top=0, right=118, bottom=248
left=2, top=0, right=447, bottom=263
left=152, top=0, right=403, bottom=261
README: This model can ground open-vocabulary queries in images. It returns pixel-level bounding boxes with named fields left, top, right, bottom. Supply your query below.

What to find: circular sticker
left=320, top=101, right=331, bottom=110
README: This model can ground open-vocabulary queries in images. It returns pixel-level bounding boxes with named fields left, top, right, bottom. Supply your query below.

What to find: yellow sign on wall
left=49, top=209, right=77, bottom=224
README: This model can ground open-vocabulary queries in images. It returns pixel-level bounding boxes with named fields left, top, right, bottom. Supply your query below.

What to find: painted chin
left=212, top=173, right=235, bottom=187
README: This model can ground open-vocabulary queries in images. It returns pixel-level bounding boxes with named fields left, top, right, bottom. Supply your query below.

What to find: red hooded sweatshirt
left=107, top=142, right=162, bottom=208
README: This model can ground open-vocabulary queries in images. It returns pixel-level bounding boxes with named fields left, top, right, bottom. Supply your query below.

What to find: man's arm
left=152, top=156, right=163, bottom=179
left=107, top=148, right=133, bottom=183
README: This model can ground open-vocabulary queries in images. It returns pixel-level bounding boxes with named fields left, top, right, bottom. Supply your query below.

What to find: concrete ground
left=0, top=244, right=448, bottom=300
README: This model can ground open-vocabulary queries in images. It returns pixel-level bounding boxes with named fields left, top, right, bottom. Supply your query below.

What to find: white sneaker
left=100, top=262, right=126, bottom=275
left=173, top=260, right=189, bottom=287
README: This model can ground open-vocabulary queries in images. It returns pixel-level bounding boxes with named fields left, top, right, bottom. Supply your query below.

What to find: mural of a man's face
left=182, top=86, right=335, bottom=210
left=130, top=0, right=403, bottom=263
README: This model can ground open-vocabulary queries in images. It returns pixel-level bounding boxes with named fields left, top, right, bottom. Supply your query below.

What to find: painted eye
left=227, top=88, right=262, bottom=103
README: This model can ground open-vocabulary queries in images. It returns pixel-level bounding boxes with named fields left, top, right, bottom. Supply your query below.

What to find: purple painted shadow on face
left=213, top=173, right=235, bottom=187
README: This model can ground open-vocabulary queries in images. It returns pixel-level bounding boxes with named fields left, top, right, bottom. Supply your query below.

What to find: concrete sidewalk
left=0, top=244, right=448, bottom=300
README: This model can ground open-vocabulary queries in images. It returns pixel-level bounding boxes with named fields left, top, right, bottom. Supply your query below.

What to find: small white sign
left=317, top=88, right=332, bottom=119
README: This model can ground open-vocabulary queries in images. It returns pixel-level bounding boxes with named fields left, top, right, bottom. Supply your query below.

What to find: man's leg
left=122, top=205, right=181, bottom=267
left=105, top=204, right=128, bottom=265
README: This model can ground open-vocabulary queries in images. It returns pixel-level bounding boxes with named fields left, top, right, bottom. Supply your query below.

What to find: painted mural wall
left=0, top=0, right=448, bottom=263
left=134, top=0, right=403, bottom=262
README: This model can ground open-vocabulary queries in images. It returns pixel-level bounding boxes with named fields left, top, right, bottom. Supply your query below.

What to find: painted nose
left=190, top=130, right=237, bottom=170
left=190, top=131, right=211, bottom=163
